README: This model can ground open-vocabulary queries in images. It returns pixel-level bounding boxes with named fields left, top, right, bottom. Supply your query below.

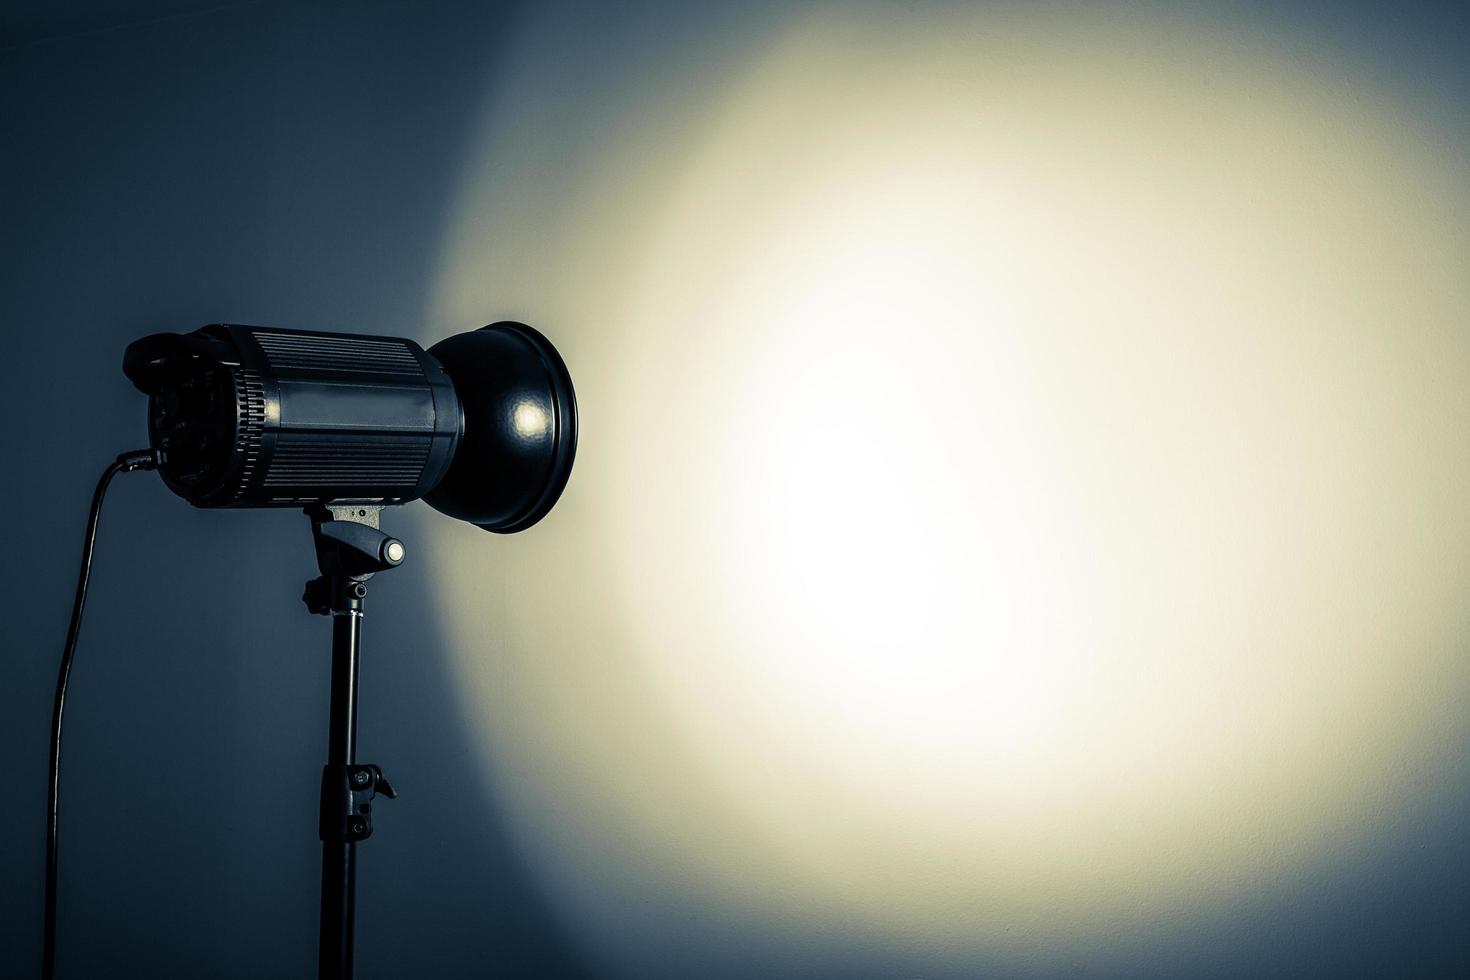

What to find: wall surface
left=4, top=2, right=1470, bottom=979
left=2, top=3, right=590, bottom=977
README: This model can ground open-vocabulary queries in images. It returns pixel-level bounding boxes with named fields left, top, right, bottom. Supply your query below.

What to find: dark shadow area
left=0, top=0, right=248, bottom=50
left=0, top=2, right=590, bottom=976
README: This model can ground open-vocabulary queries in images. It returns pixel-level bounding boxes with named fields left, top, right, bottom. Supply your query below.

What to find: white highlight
left=512, top=400, right=550, bottom=438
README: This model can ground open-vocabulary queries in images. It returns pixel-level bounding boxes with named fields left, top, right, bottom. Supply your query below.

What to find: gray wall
left=2, top=3, right=589, bottom=976
left=4, top=2, right=1470, bottom=979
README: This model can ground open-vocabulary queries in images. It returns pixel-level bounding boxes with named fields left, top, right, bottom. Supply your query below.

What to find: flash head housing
left=123, top=322, right=577, bottom=533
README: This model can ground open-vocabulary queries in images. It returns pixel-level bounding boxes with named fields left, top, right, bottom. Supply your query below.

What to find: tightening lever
left=319, top=764, right=397, bottom=843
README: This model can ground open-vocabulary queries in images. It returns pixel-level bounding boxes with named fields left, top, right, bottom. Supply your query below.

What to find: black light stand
left=303, top=505, right=405, bottom=980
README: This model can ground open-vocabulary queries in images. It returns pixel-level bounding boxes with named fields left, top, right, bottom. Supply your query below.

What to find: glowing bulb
left=512, top=400, right=549, bottom=438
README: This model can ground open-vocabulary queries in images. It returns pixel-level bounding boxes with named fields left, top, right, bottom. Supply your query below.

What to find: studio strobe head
left=122, top=322, right=577, bottom=531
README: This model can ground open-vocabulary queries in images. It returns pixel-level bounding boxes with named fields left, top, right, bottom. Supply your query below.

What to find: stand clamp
left=320, top=764, right=397, bottom=843
left=302, top=506, right=405, bottom=615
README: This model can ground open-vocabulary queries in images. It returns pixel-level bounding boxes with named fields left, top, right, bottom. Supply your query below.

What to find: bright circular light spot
left=431, top=6, right=1470, bottom=976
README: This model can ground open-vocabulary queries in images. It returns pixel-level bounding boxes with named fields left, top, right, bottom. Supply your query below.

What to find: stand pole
left=319, top=579, right=364, bottom=980
left=303, top=508, right=403, bottom=980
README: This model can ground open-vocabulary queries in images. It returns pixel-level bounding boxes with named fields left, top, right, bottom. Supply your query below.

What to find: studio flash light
left=121, top=321, right=577, bottom=531
left=44, top=322, right=577, bottom=980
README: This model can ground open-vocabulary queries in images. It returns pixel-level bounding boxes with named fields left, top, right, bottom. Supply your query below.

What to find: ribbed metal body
left=128, top=324, right=462, bottom=508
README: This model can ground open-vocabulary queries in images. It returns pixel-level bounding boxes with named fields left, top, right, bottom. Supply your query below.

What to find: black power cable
left=44, top=449, right=157, bottom=980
